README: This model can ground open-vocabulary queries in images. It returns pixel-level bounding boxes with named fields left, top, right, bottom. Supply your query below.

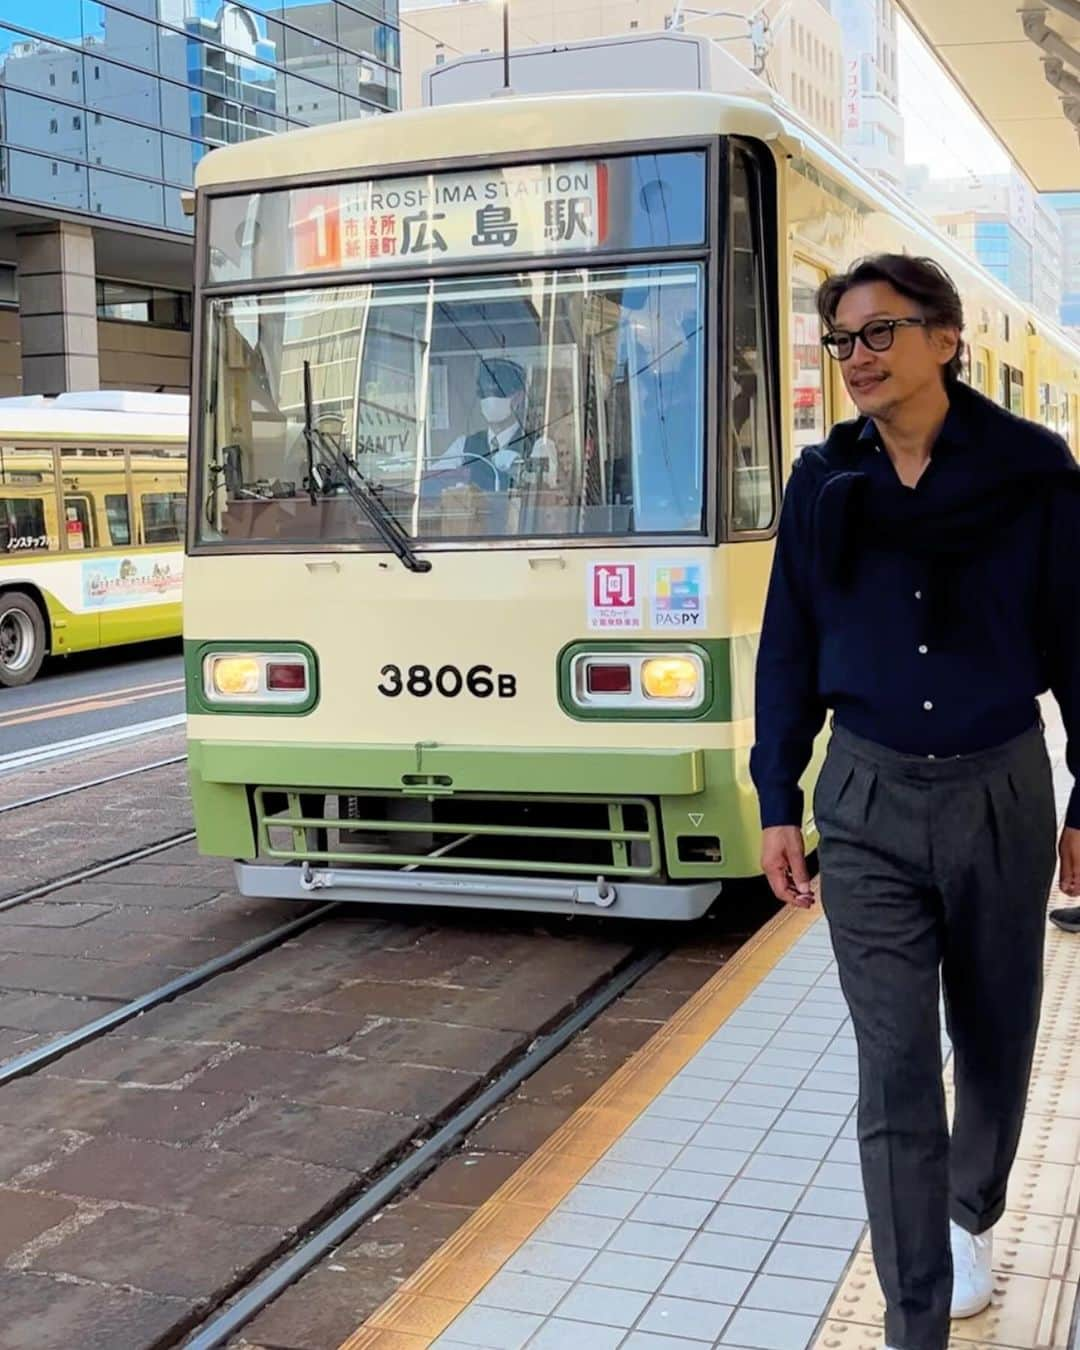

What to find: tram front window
left=199, top=263, right=705, bottom=545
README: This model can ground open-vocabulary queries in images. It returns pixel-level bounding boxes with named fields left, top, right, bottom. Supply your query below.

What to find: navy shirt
left=751, top=389, right=1080, bottom=832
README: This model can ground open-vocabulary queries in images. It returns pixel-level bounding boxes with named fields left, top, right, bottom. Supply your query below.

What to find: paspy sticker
left=587, top=562, right=641, bottom=630
left=651, top=562, right=706, bottom=629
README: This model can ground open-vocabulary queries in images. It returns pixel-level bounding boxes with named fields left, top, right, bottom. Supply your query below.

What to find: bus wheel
left=0, top=592, right=46, bottom=687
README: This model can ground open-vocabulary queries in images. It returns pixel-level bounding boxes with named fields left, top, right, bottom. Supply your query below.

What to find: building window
left=51, top=163, right=58, bottom=177
left=94, top=65, right=100, bottom=80
left=71, top=69, right=79, bottom=85
left=96, top=280, right=192, bottom=331
left=49, top=73, right=55, bottom=86
left=630, top=19, right=638, bottom=28
left=72, top=115, right=81, bottom=130
left=49, top=118, right=58, bottom=133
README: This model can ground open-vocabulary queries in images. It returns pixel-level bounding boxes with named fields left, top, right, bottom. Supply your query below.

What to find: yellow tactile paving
left=338, top=901, right=818, bottom=1350
left=811, top=887, right=1080, bottom=1350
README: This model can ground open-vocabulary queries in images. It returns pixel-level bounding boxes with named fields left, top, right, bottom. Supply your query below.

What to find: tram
left=183, top=68, right=1080, bottom=919
left=0, top=391, right=187, bottom=686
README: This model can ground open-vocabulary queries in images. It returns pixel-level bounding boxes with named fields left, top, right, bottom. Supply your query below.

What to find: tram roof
left=895, top=0, right=1080, bottom=192
left=0, top=391, right=188, bottom=441
left=193, top=91, right=785, bottom=190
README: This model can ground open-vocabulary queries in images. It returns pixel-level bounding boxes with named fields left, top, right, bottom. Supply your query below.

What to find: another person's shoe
left=1049, top=905, right=1080, bottom=933
left=950, top=1220, right=993, bottom=1318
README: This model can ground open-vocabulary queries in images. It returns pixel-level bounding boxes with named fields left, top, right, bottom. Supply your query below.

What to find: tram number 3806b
left=377, top=663, right=518, bottom=699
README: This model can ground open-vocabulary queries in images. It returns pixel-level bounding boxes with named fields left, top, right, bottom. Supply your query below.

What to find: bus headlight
left=201, top=650, right=313, bottom=706
left=642, top=656, right=699, bottom=700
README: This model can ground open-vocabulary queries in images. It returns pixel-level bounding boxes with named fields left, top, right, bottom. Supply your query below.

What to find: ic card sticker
left=651, top=562, right=706, bottom=630
left=587, top=562, right=642, bottom=630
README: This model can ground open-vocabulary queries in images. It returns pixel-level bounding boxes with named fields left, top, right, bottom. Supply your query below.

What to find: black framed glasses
left=822, top=317, right=927, bottom=361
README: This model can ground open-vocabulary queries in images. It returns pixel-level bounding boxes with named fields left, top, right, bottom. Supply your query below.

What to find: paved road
left=0, top=641, right=183, bottom=761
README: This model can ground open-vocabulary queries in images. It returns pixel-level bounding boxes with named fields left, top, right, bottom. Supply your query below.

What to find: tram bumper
left=187, top=739, right=767, bottom=919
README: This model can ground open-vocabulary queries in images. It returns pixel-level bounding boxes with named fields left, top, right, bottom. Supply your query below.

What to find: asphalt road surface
left=0, top=641, right=183, bottom=763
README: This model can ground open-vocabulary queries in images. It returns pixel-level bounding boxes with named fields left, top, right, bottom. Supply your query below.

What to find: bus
left=183, top=61, right=1080, bottom=920
left=0, top=391, right=187, bottom=686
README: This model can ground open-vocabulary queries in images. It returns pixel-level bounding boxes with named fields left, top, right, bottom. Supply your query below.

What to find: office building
left=0, top=1, right=401, bottom=395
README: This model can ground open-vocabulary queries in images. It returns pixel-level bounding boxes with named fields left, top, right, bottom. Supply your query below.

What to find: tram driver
left=425, top=357, right=557, bottom=493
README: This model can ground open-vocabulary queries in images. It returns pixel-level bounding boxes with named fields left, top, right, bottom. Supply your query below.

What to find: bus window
left=64, top=496, right=94, bottom=550
left=106, top=493, right=132, bottom=545
left=791, top=259, right=828, bottom=453
left=729, top=149, right=777, bottom=533
left=0, top=446, right=58, bottom=553
left=141, top=492, right=187, bottom=544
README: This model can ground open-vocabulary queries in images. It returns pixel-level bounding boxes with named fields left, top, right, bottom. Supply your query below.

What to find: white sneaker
left=950, top=1220, right=993, bottom=1318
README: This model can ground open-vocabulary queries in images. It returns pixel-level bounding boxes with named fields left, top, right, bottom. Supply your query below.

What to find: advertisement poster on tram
left=290, top=162, right=606, bottom=273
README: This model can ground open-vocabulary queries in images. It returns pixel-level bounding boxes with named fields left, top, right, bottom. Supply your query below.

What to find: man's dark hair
left=816, top=254, right=966, bottom=385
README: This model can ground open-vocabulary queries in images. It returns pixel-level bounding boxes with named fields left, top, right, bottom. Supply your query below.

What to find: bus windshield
left=200, top=264, right=705, bottom=545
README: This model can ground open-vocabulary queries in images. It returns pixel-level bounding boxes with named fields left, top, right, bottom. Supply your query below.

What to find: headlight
left=569, top=650, right=706, bottom=711
left=642, top=657, right=699, bottom=700
left=202, top=651, right=311, bottom=705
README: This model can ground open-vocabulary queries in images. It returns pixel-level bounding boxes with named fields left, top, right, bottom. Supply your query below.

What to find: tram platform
left=343, top=731, right=1080, bottom=1350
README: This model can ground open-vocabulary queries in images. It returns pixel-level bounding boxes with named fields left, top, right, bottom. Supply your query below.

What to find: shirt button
left=927, top=754, right=936, bottom=760
left=915, top=590, right=922, bottom=600
left=918, top=644, right=928, bottom=654
left=923, top=700, right=934, bottom=711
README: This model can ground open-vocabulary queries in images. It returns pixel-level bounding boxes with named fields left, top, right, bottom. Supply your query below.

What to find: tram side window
left=791, top=259, right=827, bottom=453
left=63, top=495, right=95, bottom=550
left=729, top=150, right=777, bottom=532
left=0, top=446, right=59, bottom=553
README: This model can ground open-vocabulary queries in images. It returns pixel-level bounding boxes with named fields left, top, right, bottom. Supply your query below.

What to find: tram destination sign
left=289, top=161, right=607, bottom=272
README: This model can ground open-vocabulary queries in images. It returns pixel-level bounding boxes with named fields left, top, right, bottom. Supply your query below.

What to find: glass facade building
left=0, top=1, right=401, bottom=234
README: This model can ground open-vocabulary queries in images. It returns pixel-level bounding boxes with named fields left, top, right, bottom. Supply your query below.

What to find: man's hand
left=1060, top=827, right=1080, bottom=898
left=762, top=826, right=815, bottom=909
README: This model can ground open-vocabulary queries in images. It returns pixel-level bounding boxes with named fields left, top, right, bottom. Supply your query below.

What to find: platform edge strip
left=339, top=898, right=819, bottom=1350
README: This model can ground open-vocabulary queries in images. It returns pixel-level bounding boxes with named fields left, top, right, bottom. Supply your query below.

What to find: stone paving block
left=651, top=1169, right=733, bottom=1203
left=607, top=1219, right=694, bottom=1261
left=533, top=1211, right=622, bottom=1249
left=0, top=902, right=111, bottom=928
left=673, top=1144, right=748, bottom=1176
left=558, top=1186, right=638, bottom=1222
left=629, top=1193, right=715, bottom=1230
left=739, top=1064, right=807, bottom=1090
left=780, top=1213, right=865, bottom=1249
left=0, top=954, right=182, bottom=1001
left=703, top=1203, right=787, bottom=1241
left=0, top=991, right=121, bottom=1033
left=661, top=1261, right=753, bottom=1305
left=797, top=1185, right=868, bottom=1221
left=626, top=1114, right=699, bottom=1148
left=584, top=1159, right=664, bottom=1192
left=723, top=1178, right=807, bottom=1212
left=124, top=1001, right=361, bottom=1051
left=214, top=1098, right=416, bottom=1172
left=724, top=1082, right=795, bottom=1110
left=813, top=1161, right=863, bottom=1191
left=527, top=1318, right=625, bottom=1349
left=638, top=1292, right=734, bottom=1341
left=644, top=1095, right=715, bottom=1124
left=721, top=1304, right=817, bottom=1350
left=0, top=1269, right=192, bottom=1350
left=622, top=1330, right=717, bottom=1349
left=691, top=1122, right=766, bottom=1152
left=824, top=1138, right=861, bottom=1166
left=789, top=1089, right=856, bottom=1116
left=583, top=1250, right=675, bottom=1293
left=552, top=1281, right=650, bottom=1327
left=683, top=1231, right=771, bottom=1272
left=37, top=1136, right=356, bottom=1228
left=40, top=1035, right=219, bottom=1086
left=0, top=1189, right=77, bottom=1260
left=440, top=1303, right=542, bottom=1349
left=773, top=1109, right=845, bottom=1139
left=761, top=1242, right=852, bottom=1282
left=740, top=1153, right=818, bottom=1186
left=30, top=1206, right=282, bottom=1298
left=415, top=1151, right=524, bottom=1207
left=604, top=1136, right=683, bottom=1169
left=60, top=881, right=222, bottom=908
left=475, top=1270, right=571, bottom=1316
left=705, top=1101, right=780, bottom=1131
left=506, top=1240, right=596, bottom=1282
left=469, top=1100, right=571, bottom=1154
left=743, top=1272, right=836, bottom=1316
left=0, top=1125, right=66, bottom=1184
left=668, top=1072, right=738, bottom=1101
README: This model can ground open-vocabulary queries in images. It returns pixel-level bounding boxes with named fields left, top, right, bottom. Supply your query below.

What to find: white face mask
left=480, top=396, right=514, bottom=425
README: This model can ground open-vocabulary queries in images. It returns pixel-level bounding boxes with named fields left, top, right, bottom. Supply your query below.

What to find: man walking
left=750, top=253, right=1080, bottom=1350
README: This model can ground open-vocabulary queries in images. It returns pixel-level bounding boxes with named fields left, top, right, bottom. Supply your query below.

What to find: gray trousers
left=815, top=723, right=1057, bottom=1350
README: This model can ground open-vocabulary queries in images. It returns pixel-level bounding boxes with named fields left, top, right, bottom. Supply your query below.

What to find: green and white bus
left=0, top=391, right=187, bottom=686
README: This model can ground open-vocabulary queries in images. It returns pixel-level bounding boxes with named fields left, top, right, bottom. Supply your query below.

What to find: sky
left=896, top=12, right=1010, bottom=182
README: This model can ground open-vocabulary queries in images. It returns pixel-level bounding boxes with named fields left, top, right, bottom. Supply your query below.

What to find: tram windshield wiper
left=302, top=361, right=431, bottom=574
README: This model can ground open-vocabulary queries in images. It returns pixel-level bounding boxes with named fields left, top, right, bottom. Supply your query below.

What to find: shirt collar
left=856, top=393, right=972, bottom=458
left=490, top=420, right=523, bottom=450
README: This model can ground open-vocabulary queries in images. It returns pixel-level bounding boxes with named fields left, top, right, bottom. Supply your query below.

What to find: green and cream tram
left=184, top=87, right=1080, bottom=919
